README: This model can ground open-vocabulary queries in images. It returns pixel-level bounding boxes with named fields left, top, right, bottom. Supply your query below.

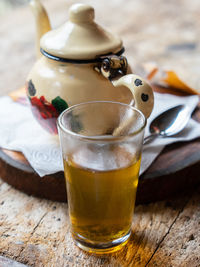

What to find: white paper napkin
left=0, top=93, right=199, bottom=177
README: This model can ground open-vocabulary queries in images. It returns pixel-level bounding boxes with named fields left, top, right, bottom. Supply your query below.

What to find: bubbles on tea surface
left=70, top=144, right=137, bottom=171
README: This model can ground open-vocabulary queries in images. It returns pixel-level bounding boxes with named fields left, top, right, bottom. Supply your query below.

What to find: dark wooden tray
left=0, top=87, right=200, bottom=204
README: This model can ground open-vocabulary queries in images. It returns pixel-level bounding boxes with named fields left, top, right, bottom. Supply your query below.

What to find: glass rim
left=57, top=101, right=147, bottom=142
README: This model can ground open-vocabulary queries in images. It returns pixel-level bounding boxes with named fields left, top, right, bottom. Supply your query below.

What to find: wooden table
left=0, top=0, right=200, bottom=266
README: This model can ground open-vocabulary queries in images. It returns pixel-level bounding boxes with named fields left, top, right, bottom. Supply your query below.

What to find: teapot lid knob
left=69, top=3, right=94, bottom=23
left=40, top=3, right=122, bottom=60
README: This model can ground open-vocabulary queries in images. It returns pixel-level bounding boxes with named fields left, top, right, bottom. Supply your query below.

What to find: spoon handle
left=143, top=133, right=158, bottom=145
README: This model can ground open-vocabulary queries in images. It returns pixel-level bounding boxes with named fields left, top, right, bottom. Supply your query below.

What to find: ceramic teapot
left=27, top=0, right=154, bottom=134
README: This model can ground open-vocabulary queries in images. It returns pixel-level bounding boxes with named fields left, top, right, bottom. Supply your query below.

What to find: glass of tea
left=57, top=101, right=146, bottom=253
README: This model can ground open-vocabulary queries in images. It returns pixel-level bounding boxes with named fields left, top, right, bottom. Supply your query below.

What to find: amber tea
left=64, top=149, right=141, bottom=252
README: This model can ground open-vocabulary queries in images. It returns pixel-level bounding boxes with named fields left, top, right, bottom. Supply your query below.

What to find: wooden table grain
left=0, top=0, right=200, bottom=266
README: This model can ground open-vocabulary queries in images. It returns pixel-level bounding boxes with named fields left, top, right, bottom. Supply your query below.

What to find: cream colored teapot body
left=27, top=1, right=153, bottom=134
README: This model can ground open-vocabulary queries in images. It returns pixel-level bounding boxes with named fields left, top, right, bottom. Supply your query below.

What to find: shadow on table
left=78, top=231, right=155, bottom=267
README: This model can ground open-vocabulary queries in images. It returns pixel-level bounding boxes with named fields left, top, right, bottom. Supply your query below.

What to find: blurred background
left=0, top=0, right=200, bottom=95
left=0, top=0, right=27, bottom=15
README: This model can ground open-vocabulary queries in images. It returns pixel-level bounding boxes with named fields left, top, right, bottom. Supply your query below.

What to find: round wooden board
left=0, top=88, right=200, bottom=204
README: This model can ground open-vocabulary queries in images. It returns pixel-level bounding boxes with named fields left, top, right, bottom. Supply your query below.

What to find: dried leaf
left=142, top=61, right=200, bottom=95
left=162, top=71, right=198, bottom=95
left=9, top=86, right=27, bottom=104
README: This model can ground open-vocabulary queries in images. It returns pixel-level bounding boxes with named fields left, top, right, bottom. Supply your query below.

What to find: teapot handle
left=112, top=74, right=154, bottom=118
left=95, top=56, right=154, bottom=118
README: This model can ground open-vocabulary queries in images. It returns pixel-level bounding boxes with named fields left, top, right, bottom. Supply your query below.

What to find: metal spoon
left=144, top=105, right=191, bottom=144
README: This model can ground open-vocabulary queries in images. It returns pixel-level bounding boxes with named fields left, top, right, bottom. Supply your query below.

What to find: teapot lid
left=40, top=3, right=123, bottom=61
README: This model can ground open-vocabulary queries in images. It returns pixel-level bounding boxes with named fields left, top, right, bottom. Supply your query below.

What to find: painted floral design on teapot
left=26, top=80, right=68, bottom=133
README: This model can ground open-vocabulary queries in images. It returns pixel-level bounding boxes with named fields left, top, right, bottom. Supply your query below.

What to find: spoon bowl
left=144, top=105, right=191, bottom=144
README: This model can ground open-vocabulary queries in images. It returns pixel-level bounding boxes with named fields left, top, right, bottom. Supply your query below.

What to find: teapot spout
left=30, top=0, right=51, bottom=58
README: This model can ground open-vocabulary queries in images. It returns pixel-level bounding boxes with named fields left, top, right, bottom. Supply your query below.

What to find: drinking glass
left=57, top=101, right=146, bottom=253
